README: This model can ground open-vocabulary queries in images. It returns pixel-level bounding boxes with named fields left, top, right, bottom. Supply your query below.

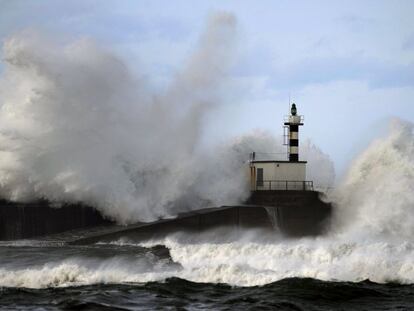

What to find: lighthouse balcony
left=283, top=115, right=304, bottom=125
left=253, top=180, right=314, bottom=191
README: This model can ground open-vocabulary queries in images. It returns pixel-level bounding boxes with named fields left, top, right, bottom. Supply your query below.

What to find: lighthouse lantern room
left=249, top=103, right=313, bottom=191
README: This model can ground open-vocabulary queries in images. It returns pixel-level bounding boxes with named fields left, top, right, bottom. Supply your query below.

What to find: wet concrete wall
left=71, top=191, right=332, bottom=244
left=70, top=205, right=275, bottom=244
left=0, top=200, right=111, bottom=240
left=247, top=191, right=332, bottom=236
left=0, top=191, right=332, bottom=241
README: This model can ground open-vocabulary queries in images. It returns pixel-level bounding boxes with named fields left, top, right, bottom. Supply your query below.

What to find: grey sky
left=0, top=0, right=413, bottom=177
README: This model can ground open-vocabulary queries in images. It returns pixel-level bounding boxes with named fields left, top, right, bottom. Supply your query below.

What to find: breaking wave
left=1, top=234, right=414, bottom=288
left=0, top=252, right=176, bottom=288
left=0, top=13, right=243, bottom=224
left=331, top=118, right=414, bottom=239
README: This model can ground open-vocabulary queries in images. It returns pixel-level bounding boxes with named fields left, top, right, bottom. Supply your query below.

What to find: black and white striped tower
left=284, top=103, right=304, bottom=162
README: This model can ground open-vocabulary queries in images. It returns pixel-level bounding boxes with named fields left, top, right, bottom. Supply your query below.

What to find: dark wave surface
left=2, top=277, right=414, bottom=310
left=2, top=238, right=414, bottom=310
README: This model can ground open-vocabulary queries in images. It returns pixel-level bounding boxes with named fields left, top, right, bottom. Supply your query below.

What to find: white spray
left=331, top=118, right=414, bottom=239
left=0, top=14, right=243, bottom=223
left=0, top=14, right=334, bottom=224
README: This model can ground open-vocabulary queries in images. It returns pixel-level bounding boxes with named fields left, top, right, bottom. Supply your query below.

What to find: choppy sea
left=1, top=230, right=414, bottom=311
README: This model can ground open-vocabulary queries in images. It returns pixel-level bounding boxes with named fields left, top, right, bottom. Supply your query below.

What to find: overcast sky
left=0, top=0, right=413, bottom=176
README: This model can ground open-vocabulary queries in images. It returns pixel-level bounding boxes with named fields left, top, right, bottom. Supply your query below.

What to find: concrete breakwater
left=0, top=200, right=110, bottom=240
left=0, top=191, right=332, bottom=241
left=246, top=190, right=332, bottom=236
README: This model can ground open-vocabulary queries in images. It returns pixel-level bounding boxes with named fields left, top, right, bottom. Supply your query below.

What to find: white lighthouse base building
left=249, top=160, right=312, bottom=191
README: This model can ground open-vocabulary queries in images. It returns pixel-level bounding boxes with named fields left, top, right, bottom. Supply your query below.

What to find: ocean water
left=0, top=10, right=413, bottom=310
left=3, top=275, right=414, bottom=310
left=1, top=230, right=414, bottom=311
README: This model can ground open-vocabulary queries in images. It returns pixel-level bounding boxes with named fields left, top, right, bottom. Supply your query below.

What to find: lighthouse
left=249, top=102, right=312, bottom=191
left=284, top=103, right=304, bottom=162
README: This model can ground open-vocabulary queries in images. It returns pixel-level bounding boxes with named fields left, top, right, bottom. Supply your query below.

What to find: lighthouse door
left=256, top=168, right=264, bottom=188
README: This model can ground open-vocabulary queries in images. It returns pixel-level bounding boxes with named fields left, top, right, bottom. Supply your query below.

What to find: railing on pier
left=254, top=180, right=314, bottom=191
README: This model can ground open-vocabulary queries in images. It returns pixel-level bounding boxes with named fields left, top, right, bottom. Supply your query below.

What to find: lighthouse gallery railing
left=255, top=180, right=314, bottom=191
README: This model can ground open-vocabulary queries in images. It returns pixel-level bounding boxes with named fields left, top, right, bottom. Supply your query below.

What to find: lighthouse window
left=256, top=168, right=264, bottom=187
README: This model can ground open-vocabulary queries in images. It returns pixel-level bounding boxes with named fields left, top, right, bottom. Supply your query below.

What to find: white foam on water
left=163, top=236, right=414, bottom=286
left=0, top=255, right=177, bottom=288
left=2, top=234, right=414, bottom=288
